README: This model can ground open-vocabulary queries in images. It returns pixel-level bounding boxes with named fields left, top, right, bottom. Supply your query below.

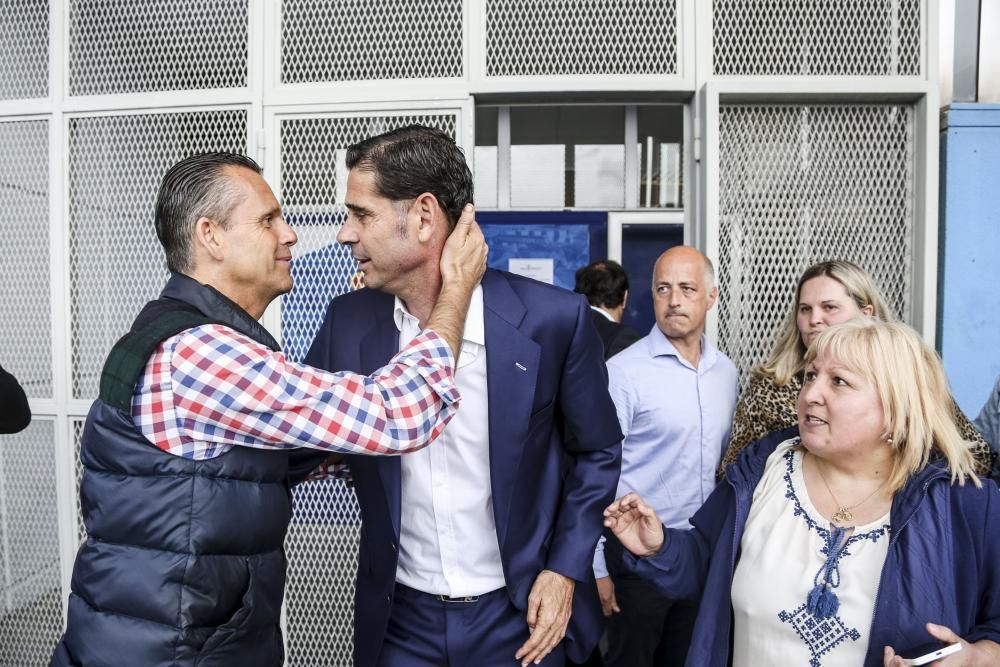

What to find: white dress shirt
left=393, top=286, right=507, bottom=596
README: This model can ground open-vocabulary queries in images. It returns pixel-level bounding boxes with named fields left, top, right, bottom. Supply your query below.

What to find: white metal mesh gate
left=0, top=1, right=935, bottom=665
left=0, top=420, right=62, bottom=666
left=278, top=110, right=460, bottom=667
left=68, top=0, right=249, bottom=95
left=68, top=110, right=249, bottom=399
left=0, top=117, right=57, bottom=665
left=712, top=0, right=922, bottom=76
left=0, top=120, right=50, bottom=399
left=716, top=103, right=914, bottom=381
left=486, top=0, right=679, bottom=77
left=0, top=1, right=48, bottom=100
left=281, top=0, right=464, bottom=84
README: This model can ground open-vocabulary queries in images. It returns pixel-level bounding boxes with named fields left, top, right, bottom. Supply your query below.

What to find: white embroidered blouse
left=730, top=439, right=891, bottom=666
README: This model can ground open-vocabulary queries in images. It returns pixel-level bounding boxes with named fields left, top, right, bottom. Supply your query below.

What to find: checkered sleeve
left=159, top=324, right=460, bottom=457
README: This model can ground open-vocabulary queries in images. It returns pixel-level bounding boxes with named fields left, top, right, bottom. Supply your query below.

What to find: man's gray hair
left=154, top=152, right=262, bottom=274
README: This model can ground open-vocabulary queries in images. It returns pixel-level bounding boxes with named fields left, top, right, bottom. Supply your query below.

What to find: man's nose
left=278, top=218, right=297, bottom=247
left=336, top=224, right=355, bottom=245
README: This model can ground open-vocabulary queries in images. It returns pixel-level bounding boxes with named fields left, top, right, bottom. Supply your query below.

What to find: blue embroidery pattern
left=781, top=445, right=891, bottom=550
left=777, top=444, right=890, bottom=666
left=778, top=604, right=862, bottom=667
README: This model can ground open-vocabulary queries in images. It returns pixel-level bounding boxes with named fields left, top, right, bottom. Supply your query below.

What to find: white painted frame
left=469, top=0, right=697, bottom=94
left=693, top=1, right=939, bottom=344
left=606, top=210, right=687, bottom=262
left=263, top=0, right=471, bottom=106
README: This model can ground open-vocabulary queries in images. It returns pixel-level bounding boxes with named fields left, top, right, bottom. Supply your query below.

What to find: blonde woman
left=717, top=260, right=994, bottom=477
left=606, top=319, right=1000, bottom=666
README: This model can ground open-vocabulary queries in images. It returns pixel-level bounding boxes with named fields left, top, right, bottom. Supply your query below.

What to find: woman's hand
left=883, top=622, right=1000, bottom=665
left=603, top=492, right=665, bottom=557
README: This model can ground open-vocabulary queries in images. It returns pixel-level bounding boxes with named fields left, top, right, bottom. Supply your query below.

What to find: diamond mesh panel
left=280, top=111, right=458, bottom=667
left=281, top=0, right=463, bottom=84
left=713, top=0, right=922, bottom=76
left=0, top=120, right=51, bottom=399
left=717, top=104, right=914, bottom=383
left=69, top=0, right=249, bottom=96
left=68, top=110, right=248, bottom=399
left=0, top=0, right=48, bottom=100
left=486, top=0, right=678, bottom=77
left=0, top=419, right=63, bottom=665
left=72, top=420, right=86, bottom=544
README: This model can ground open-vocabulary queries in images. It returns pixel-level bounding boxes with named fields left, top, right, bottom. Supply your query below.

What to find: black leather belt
left=433, top=594, right=480, bottom=603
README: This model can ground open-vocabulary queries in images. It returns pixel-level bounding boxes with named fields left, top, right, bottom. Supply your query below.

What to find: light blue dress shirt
left=594, top=325, right=739, bottom=577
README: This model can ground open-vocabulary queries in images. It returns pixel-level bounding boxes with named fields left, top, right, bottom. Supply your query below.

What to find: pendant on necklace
left=832, top=507, right=854, bottom=523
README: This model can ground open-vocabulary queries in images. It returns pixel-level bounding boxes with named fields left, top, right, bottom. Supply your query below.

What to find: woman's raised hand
left=603, top=492, right=665, bottom=557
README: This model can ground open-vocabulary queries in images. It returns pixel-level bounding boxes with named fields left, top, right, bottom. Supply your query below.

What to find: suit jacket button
left=385, top=594, right=392, bottom=604
left=390, top=543, right=397, bottom=552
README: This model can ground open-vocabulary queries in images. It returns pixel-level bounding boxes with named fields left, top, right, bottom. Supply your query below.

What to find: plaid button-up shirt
left=132, top=323, right=459, bottom=460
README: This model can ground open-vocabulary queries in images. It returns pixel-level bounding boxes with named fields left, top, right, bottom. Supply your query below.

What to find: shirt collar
left=646, top=325, right=718, bottom=371
left=161, top=272, right=280, bottom=352
left=394, top=284, right=485, bottom=346
left=590, top=306, right=616, bottom=322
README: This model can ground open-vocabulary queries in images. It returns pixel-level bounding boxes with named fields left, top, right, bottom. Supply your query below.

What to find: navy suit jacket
left=304, top=269, right=623, bottom=665
left=589, top=310, right=642, bottom=360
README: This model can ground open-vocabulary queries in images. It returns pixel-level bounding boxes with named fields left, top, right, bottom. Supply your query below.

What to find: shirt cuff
left=394, top=329, right=461, bottom=408
left=593, top=536, right=609, bottom=578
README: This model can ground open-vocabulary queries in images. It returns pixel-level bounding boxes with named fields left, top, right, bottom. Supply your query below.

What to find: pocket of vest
left=197, top=558, right=257, bottom=661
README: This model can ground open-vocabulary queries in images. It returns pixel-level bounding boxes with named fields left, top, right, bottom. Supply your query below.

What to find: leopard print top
left=717, top=373, right=996, bottom=480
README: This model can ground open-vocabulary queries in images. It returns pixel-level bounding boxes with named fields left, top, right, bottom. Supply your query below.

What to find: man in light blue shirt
left=595, top=246, right=738, bottom=667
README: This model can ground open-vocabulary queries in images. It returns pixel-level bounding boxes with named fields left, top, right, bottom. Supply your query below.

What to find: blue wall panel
left=939, top=104, right=1000, bottom=417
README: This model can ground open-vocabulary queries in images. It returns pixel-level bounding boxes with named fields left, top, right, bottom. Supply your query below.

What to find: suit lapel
left=359, top=298, right=403, bottom=538
left=482, top=271, right=540, bottom=547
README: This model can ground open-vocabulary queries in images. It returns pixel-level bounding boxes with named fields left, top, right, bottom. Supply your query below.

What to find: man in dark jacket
left=574, top=260, right=641, bottom=360
left=305, top=125, right=622, bottom=666
left=0, top=362, right=31, bottom=433
left=50, top=152, right=487, bottom=666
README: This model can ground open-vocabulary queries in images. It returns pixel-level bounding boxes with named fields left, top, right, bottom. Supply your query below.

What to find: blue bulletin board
left=477, top=211, right=607, bottom=291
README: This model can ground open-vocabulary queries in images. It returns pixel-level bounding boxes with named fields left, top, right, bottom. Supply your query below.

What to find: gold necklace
left=810, top=454, right=888, bottom=524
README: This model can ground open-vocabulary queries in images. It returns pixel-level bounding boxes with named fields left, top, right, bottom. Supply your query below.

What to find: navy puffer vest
left=52, top=274, right=322, bottom=667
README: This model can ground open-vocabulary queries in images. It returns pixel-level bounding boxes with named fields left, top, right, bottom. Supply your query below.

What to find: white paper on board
left=508, top=258, right=554, bottom=284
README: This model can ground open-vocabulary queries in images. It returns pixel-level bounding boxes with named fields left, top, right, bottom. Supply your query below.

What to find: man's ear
left=414, top=192, right=445, bottom=243
left=193, top=216, right=226, bottom=261
left=707, top=285, right=719, bottom=310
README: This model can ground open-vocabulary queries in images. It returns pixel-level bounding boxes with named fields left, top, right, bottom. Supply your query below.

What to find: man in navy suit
left=305, top=126, right=622, bottom=667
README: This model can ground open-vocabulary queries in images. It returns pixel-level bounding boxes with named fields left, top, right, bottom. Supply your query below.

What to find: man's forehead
left=345, top=168, right=389, bottom=205
left=654, top=261, right=704, bottom=283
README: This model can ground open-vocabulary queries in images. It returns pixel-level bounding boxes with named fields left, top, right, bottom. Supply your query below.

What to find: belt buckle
left=435, top=594, right=479, bottom=603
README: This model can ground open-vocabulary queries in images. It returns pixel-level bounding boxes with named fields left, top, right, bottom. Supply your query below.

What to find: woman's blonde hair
left=804, top=319, right=978, bottom=494
left=759, top=260, right=895, bottom=385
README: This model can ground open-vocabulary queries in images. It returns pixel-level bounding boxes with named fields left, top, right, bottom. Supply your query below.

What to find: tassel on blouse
left=806, top=526, right=848, bottom=619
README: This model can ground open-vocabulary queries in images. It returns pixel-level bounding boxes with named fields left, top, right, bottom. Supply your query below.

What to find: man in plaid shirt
left=51, top=152, right=487, bottom=667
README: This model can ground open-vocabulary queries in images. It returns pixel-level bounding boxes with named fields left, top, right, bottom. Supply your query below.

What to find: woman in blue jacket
left=605, top=319, right=1000, bottom=666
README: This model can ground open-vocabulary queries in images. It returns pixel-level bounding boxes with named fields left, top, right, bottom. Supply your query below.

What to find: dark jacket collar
left=157, top=272, right=280, bottom=351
